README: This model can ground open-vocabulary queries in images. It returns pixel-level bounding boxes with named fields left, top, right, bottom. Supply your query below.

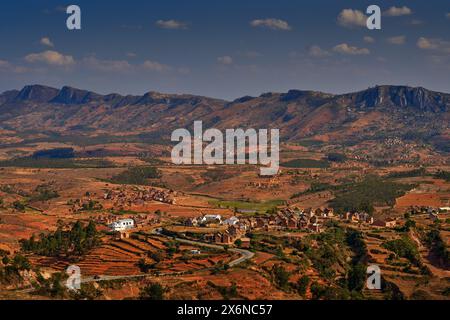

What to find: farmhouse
left=373, top=218, right=397, bottom=228
left=109, top=218, right=135, bottom=231
left=223, top=216, right=239, bottom=226
left=199, top=214, right=222, bottom=225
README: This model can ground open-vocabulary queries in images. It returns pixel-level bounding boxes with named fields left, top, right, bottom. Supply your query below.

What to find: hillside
left=0, top=85, right=448, bottom=153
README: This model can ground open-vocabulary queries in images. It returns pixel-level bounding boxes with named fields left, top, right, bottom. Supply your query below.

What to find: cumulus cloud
left=250, top=18, right=291, bottom=31
left=217, top=56, right=233, bottom=65
left=142, top=60, right=170, bottom=72
left=83, top=56, right=132, bottom=72
left=0, top=60, right=29, bottom=73
left=337, top=9, right=367, bottom=28
left=308, top=45, right=331, bottom=58
left=333, top=43, right=370, bottom=55
left=25, top=50, right=75, bottom=66
left=40, top=37, right=54, bottom=47
left=82, top=56, right=173, bottom=73
left=417, top=37, right=450, bottom=53
left=384, top=6, right=412, bottom=17
left=363, top=36, right=375, bottom=43
left=387, top=36, right=406, bottom=45
left=156, top=20, right=188, bottom=30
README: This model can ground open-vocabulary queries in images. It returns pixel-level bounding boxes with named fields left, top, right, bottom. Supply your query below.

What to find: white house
left=109, top=218, right=135, bottom=231
left=223, top=216, right=239, bottom=226
left=200, top=214, right=222, bottom=224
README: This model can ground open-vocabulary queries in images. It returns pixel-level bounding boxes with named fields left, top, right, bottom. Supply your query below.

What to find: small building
left=373, top=219, right=396, bottom=228
left=190, top=249, right=201, bottom=255
left=185, top=217, right=199, bottom=227
left=113, top=230, right=131, bottom=240
left=223, top=216, right=239, bottom=226
left=200, top=214, right=222, bottom=225
left=429, top=212, right=439, bottom=221
left=309, top=223, right=322, bottom=233
left=109, top=218, right=135, bottom=231
left=239, top=237, right=251, bottom=248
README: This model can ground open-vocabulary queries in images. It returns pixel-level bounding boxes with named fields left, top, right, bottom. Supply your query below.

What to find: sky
left=0, top=0, right=449, bottom=100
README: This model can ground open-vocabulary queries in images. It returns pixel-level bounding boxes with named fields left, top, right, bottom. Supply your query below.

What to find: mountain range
left=0, top=84, right=448, bottom=152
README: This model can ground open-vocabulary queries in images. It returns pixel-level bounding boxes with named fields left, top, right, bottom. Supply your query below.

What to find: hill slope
left=0, top=85, right=448, bottom=152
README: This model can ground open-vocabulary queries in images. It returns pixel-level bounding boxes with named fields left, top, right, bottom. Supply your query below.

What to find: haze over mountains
left=0, top=84, right=448, bottom=152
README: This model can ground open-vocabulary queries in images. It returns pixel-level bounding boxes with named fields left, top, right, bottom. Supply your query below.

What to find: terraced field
left=28, top=234, right=235, bottom=277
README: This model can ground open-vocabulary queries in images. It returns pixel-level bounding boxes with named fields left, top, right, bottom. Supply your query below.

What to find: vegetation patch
left=20, top=221, right=100, bottom=258
left=281, top=159, right=330, bottom=168
left=0, top=157, right=116, bottom=168
left=329, top=175, right=414, bottom=214
left=107, top=166, right=162, bottom=185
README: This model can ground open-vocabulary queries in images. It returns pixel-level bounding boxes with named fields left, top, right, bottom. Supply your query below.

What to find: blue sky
left=0, top=0, right=449, bottom=99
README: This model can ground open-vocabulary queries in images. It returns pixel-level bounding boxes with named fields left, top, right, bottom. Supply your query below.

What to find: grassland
left=208, top=199, right=284, bottom=214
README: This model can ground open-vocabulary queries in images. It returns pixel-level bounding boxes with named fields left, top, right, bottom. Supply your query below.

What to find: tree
left=297, top=275, right=310, bottom=297
left=139, top=283, right=165, bottom=300
left=347, top=263, right=366, bottom=291
left=12, top=201, right=25, bottom=211
left=272, top=264, right=290, bottom=290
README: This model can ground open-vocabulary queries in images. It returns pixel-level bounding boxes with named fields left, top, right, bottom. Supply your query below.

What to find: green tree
left=139, top=283, right=165, bottom=300
left=272, top=264, right=290, bottom=290
left=297, top=275, right=310, bottom=297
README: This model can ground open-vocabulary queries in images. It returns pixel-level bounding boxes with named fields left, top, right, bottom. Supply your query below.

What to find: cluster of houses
left=69, top=198, right=103, bottom=213
left=406, top=205, right=450, bottom=221
left=103, top=187, right=176, bottom=207
left=183, top=205, right=406, bottom=245
left=247, top=180, right=280, bottom=190
left=184, top=208, right=335, bottom=245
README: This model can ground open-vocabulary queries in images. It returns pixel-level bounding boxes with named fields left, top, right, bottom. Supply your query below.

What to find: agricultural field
left=0, top=142, right=448, bottom=300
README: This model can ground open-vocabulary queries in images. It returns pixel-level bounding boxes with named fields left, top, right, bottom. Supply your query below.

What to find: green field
left=209, top=199, right=284, bottom=214
left=281, top=158, right=330, bottom=168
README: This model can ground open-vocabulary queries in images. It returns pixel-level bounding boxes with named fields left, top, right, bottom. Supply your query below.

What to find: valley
left=0, top=84, right=449, bottom=300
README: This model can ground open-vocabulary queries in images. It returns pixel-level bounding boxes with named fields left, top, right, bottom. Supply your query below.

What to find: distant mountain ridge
left=0, top=84, right=448, bottom=151
left=3, top=84, right=450, bottom=111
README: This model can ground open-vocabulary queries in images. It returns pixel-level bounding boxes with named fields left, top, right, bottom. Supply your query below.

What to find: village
left=68, top=186, right=177, bottom=213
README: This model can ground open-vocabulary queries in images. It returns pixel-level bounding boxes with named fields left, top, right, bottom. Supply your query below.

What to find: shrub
left=139, top=283, right=165, bottom=300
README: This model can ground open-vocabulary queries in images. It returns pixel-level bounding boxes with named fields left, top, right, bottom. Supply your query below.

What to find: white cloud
left=0, top=60, right=29, bottom=73
left=25, top=50, right=75, bottom=66
left=363, top=36, right=375, bottom=43
left=333, top=43, right=370, bottom=55
left=126, top=52, right=137, bottom=58
left=217, top=56, right=233, bottom=65
left=387, top=36, right=406, bottom=45
left=250, top=18, right=292, bottom=31
left=308, top=45, right=331, bottom=58
left=40, top=37, right=54, bottom=47
left=82, top=56, right=172, bottom=73
left=83, top=56, right=132, bottom=72
left=142, top=60, right=170, bottom=72
left=384, top=6, right=412, bottom=17
left=156, top=20, right=188, bottom=30
left=416, top=37, right=450, bottom=53
left=337, top=9, right=367, bottom=28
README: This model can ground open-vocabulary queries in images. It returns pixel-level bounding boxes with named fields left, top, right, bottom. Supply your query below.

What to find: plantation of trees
left=20, top=221, right=100, bottom=257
